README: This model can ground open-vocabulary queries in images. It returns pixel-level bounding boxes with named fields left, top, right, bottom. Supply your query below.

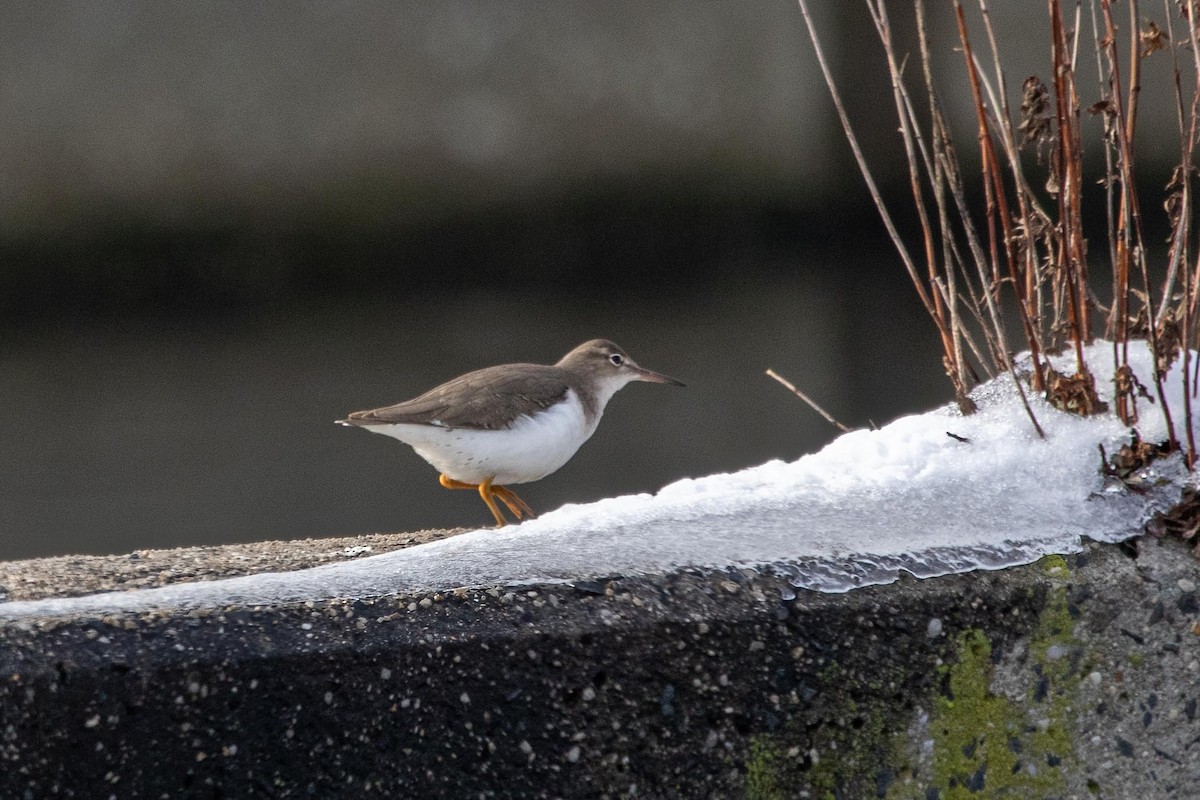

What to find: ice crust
left=1, top=340, right=1191, bottom=618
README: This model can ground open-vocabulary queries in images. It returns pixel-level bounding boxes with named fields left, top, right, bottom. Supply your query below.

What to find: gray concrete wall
left=2, top=536, right=1198, bottom=797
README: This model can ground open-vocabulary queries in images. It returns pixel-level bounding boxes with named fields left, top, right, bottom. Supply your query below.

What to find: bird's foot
left=476, top=477, right=509, bottom=527
left=438, top=475, right=536, bottom=527
left=439, top=474, right=509, bottom=527
left=493, top=485, right=537, bottom=521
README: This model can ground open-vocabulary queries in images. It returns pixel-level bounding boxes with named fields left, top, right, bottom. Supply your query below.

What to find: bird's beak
left=632, top=364, right=686, bottom=387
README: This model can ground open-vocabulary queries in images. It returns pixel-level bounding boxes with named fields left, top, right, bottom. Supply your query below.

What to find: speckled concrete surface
left=1, top=537, right=1199, bottom=798
left=0, top=528, right=466, bottom=602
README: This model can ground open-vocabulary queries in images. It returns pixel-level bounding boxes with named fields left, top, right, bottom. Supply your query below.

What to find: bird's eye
left=609, top=353, right=624, bottom=366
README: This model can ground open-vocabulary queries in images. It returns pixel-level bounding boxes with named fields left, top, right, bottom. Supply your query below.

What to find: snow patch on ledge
left=1, top=340, right=1192, bottom=618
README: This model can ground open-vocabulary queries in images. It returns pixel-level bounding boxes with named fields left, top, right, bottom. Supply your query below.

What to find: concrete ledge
left=2, top=537, right=1199, bottom=798
left=0, top=528, right=463, bottom=603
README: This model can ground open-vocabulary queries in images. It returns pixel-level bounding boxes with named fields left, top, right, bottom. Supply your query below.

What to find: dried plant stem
left=1162, top=0, right=1199, bottom=465
left=795, top=0, right=980, bottom=417
left=932, top=277, right=993, bottom=382
left=866, top=0, right=976, bottom=412
left=954, top=1, right=1051, bottom=391
left=1048, top=0, right=1092, bottom=372
left=919, top=0, right=1047, bottom=434
left=1183, top=9, right=1200, bottom=416
left=974, top=1, right=1055, bottom=341
left=1123, top=0, right=1142, bottom=146
left=765, top=370, right=855, bottom=433
left=940, top=149, right=1048, bottom=438
left=1158, top=0, right=1191, bottom=322
left=912, top=0, right=994, bottom=377
left=1099, top=0, right=1178, bottom=445
left=1098, top=0, right=1136, bottom=425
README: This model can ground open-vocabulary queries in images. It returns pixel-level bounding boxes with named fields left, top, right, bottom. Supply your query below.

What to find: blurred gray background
left=0, top=2, right=1184, bottom=559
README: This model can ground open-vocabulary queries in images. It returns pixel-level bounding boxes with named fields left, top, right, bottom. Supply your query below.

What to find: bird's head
left=558, top=339, right=685, bottom=403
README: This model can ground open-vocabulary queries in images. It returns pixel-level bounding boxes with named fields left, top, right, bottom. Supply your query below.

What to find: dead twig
left=765, top=369, right=855, bottom=433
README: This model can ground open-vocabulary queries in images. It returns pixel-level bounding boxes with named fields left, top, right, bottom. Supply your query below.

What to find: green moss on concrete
left=746, top=559, right=1093, bottom=799
left=915, top=569, right=1082, bottom=798
left=927, top=630, right=1027, bottom=797
left=745, top=735, right=784, bottom=800
left=1026, top=577, right=1079, bottom=776
left=1038, top=553, right=1070, bottom=576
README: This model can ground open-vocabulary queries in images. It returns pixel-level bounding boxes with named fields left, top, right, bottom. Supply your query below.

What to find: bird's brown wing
left=343, top=364, right=570, bottom=431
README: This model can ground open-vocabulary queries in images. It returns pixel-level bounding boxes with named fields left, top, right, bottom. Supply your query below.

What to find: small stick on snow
left=765, top=369, right=854, bottom=433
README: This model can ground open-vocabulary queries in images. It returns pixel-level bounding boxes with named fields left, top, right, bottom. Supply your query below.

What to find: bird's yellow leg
left=493, top=485, right=537, bottom=520
left=477, top=476, right=509, bottom=528
left=439, top=475, right=477, bottom=491
left=439, top=474, right=507, bottom=527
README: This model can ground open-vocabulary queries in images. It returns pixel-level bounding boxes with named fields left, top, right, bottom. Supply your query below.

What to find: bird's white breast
left=361, top=389, right=598, bottom=485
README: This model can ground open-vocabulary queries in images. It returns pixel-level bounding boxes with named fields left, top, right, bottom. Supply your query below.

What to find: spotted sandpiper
left=338, top=339, right=684, bottom=527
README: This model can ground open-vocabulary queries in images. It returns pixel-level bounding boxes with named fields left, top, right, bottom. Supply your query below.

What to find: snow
left=1, top=340, right=1192, bottom=618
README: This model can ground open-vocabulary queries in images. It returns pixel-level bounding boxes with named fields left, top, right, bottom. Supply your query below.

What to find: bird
left=338, top=339, right=684, bottom=527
